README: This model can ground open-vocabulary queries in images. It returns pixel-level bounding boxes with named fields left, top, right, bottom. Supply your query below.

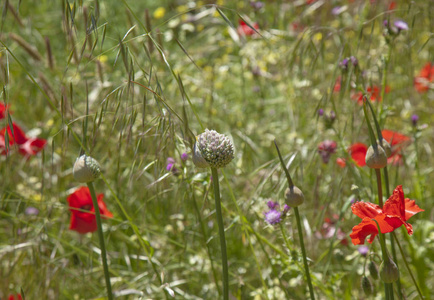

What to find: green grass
left=1, top=0, right=433, bottom=299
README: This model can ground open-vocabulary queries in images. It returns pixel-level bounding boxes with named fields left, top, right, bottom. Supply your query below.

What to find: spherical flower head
left=264, top=209, right=282, bottom=225
left=365, top=145, right=387, bottom=169
left=285, top=186, right=304, bottom=207
left=380, top=257, right=399, bottom=283
left=377, top=139, right=392, bottom=158
left=192, top=129, right=234, bottom=169
left=73, top=155, right=101, bottom=183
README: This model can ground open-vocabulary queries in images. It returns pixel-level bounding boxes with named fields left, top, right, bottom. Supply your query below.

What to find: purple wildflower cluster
left=318, top=140, right=337, bottom=164
left=264, top=200, right=290, bottom=225
left=383, top=19, right=409, bottom=42
left=339, top=56, right=358, bottom=70
left=166, top=153, right=189, bottom=175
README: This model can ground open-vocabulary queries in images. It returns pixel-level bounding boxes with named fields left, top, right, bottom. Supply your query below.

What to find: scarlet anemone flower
left=352, top=86, right=390, bottom=105
left=0, top=122, right=46, bottom=156
left=350, top=185, right=423, bottom=245
left=237, top=20, right=259, bottom=37
left=0, top=102, right=9, bottom=119
left=67, top=186, right=113, bottom=234
left=414, top=62, right=434, bottom=93
left=381, top=129, right=411, bottom=165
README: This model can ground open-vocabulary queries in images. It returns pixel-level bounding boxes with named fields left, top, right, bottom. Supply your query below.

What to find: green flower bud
left=380, top=257, right=399, bottom=283
left=361, top=276, right=374, bottom=296
left=73, top=155, right=101, bottom=183
left=365, top=145, right=387, bottom=169
left=192, top=129, right=234, bottom=169
left=285, top=186, right=304, bottom=207
left=378, top=139, right=392, bottom=158
left=368, top=260, right=379, bottom=280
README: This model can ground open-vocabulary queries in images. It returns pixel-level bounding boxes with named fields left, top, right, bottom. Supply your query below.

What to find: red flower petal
left=336, top=157, right=346, bottom=167
left=348, top=143, right=368, bottom=167
left=351, top=201, right=382, bottom=219
left=18, top=137, right=47, bottom=156
left=414, top=62, right=434, bottom=93
left=382, top=130, right=411, bottom=147
left=0, top=102, right=9, bottom=119
left=350, top=214, right=403, bottom=245
left=0, top=123, right=28, bottom=144
left=67, top=186, right=112, bottom=234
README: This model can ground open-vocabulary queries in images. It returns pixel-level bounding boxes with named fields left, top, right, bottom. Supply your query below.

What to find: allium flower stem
left=375, top=169, right=384, bottom=208
left=294, top=207, right=315, bottom=300
left=211, top=167, right=229, bottom=300
left=87, top=182, right=113, bottom=300
left=392, top=232, right=424, bottom=299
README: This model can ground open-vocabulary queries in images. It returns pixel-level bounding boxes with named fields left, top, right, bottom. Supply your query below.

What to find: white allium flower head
left=192, top=129, right=234, bottom=169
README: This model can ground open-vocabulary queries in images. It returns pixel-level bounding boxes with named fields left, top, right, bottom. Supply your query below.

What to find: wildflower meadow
left=1, top=0, right=433, bottom=299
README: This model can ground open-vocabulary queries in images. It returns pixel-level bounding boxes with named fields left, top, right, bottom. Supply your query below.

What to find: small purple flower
left=350, top=56, right=358, bottom=67
left=383, top=20, right=389, bottom=27
left=331, top=6, right=343, bottom=16
left=167, top=157, right=175, bottom=165
left=411, top=114, right=419, bottom=126
left=358, top=245, right=369, bottom=257
left=267, top=200, right=279, bottom=209
left=25, top=207, right=39, bottom=216
left=265, top=209, right=282, bottom=225
left=339, top=58, right=349, bottom=70
left=283, top=204, right=290, bottom=214
left=181, top=152, right=189, bottom=161
left=329, top=111, right=336, bottom=120
left=318, top=108, right=324, bottom=116
left=166, top=163, right=175, bottom=172
left=166, top=157, right=179, bottom=174
left=318, top=140, right=337, bottom=164
left=250, top=1, right=264, bottom=10
left=394, top=20, right=409, bottom=31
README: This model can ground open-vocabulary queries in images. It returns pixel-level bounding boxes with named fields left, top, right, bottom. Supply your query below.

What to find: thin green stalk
left=87, top=182, right=113, bottom=300
left=211, top=167, right=229, bottom=300
left=293, top=207, right=315, bottom=300
left=375, top=169, right=384, bottom=208
left=392, top=232, right=424, bottom=299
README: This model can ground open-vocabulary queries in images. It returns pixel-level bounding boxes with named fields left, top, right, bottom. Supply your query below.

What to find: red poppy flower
left=381, top=129, right=411, bottom=165
left=8, top=294, right=22, bottom=300
left=0, top=102, right=9, bottom=119
left=414, top=62, right=434, bottom=93
left=0, top=122, right=46, bottom=156
left=336, top=143, right=368, bottom=168
left=350, top=185, right=423, bottom=245
left=237, top=20, right=259, bottom=37
left=352, top=86, right=390, bottom=105
left=67, top=186, right=113, bottom=234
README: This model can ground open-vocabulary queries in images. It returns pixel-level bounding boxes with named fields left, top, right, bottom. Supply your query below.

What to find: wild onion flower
left=365, top=144, right=387, bottom=169
left=380, top=257, right=399, bottom=283
left=192, top=129, right=234, bottom=169
left=349, top=185, right=423, bottom=245
left=73, top=155, right=101, bottom=183
left=318, top=140, right=337, bottom=163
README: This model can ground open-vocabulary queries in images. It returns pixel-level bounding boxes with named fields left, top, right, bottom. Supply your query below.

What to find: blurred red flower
left=67, top=186, right=113, bottom=234
left=352, top=86, right=390, bottom=105
left=0, top=102, right=9, bottom=119
left=8, top=294, right=22, bottom=300
left=333, top=77, right=341, bottom=92
left=336, top=143, right=368, bottom=167
left=237, top=20, right=259, bottom=37
left=382, top=129, right=411, bottom=165
left=0, top=123, right=46, bottom=156
left=414, top=62, right=434, bottom=93
left=350, top=185, right=423, bottom=245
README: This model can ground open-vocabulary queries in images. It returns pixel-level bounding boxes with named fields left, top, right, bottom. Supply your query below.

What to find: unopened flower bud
left=361, top=276, right=374, bottom=296
left=192, top=129, right=234, bottom=169
left=368, top=261, right=379, bottom=280
left=285, top=186, right=304, bottom=207
left=73, top=155, right=101, bottom=183
left=380, top=257, right=399, bottom=283
left=377, top=139, right=392, bottom=158
left=365, top=145, right=387, bottom=169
